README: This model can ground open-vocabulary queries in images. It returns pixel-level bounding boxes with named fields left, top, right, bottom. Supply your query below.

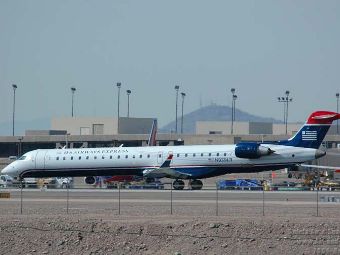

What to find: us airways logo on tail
left=302, top=130, right=317, bottom=141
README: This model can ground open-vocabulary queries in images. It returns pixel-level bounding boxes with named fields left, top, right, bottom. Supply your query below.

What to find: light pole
left=230, top=88, right=237, bottom=135
left=181, top=92, right=186, bottom=134
left=336, top=93, right=339, bottom=134
left=277, top=90, right=293, bottom=135
left=126, top=89, right=131, bottom=117
left=18, top=136, right=23, bottom=157
left=71, top=87, right=76, bottom=117
left=175, top=85, right=180, bottom=133
left=12, top=84, right=17, bottom=136
left=116, top=82, right=121, bottom=132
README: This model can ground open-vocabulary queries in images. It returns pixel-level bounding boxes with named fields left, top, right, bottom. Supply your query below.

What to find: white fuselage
left=1, top=144, right=319, bottom=179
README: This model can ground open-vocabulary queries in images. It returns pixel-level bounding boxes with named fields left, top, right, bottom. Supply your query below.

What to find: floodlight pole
left=127, top=90, right=131, bottom=117
left=175, top=85, right=180, bottom=133
left=277, top=91, right=293, bottom=135
left=12, top=84, right=17, bottom=136
left=116, top=82, right=121, bottom=132
left=181, top=92, right=186, bottom=134
left=71, top=87, right=76, bottom=117
left=230, top=88, right=237, bottom=135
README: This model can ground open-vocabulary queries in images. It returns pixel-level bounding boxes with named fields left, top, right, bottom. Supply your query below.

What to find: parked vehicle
left=0, top=175, right=14, bottom=188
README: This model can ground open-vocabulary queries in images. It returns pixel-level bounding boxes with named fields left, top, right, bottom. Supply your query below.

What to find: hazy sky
left=1, top=0, right=339, bottom=130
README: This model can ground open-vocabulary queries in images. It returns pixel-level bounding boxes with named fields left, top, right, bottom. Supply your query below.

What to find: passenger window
left=63, top=157, right=66, bottom=160
left=56, top=157, right=59, bottom=160
left=86, top=156, right=89, bottom=160
left=118, top=155, right=120, bottom=159
left=139, top=154, right=142, bottom=158
left=110, top=155, right=112, bottom=159
left=158, top=154, right=161, bottom=158
left=217, top=153, right=219, bottom=156
left=224, top=153, right=227, bottom=156
left=209, top=153, right=211, bottom=156
left=102, top=156, right=105, bottom=159
left=79, top=156, right=81, bottom=160
left=201, top=153, right=203, bottom=157
left=125, top=155, right=128, bottom=159
left=133, top=155, right=135, bottom=159
left=71, top=156, right=73, bottom=160
left=177, top=154, right=180, bottom=157
left=193, top=153, right=196, bottom=157
left=185, top=154, right=188, bottom=157
left=94, top=156, right=97, bottom=159
left=147, top=154, right=150, bottom=158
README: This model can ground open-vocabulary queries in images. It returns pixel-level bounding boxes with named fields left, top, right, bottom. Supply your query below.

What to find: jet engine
left=84, top=176, right=96, bottom=185
left=235, top=142, right=274, bottom=159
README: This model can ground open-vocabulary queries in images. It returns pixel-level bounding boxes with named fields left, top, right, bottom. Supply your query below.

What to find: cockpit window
left=18, top=156, right=26, bottom=160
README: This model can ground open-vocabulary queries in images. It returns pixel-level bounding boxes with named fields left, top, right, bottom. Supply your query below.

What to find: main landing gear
left=172, top=179, right=203, bottom=190
left=173, top=179, right=185, bottom=190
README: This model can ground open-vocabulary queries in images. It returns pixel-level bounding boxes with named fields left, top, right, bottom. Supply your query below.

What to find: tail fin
left=147, top=119, right=157, bottom=146
left=279, top=111, right=340, bottom=149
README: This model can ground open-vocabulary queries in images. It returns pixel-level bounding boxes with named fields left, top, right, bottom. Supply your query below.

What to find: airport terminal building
left=1, top=117, right=340, bottom=160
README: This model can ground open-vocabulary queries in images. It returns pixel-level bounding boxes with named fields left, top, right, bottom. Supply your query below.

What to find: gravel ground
left=1, top=213, right=340, bottom=255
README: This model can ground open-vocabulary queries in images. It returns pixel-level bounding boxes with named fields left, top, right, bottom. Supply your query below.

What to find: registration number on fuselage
left=214, top=157, right=233, bottom=163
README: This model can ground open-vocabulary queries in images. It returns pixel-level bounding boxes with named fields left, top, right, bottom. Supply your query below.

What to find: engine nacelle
left=84, top=176, right=96, bottom=185
left=235, top=142, right=273, bottom=159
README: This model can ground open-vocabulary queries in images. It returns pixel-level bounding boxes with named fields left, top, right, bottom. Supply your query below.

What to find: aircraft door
left=157, top=152, right=163, bottom=164
left=35, top=150, right=47, bottom=169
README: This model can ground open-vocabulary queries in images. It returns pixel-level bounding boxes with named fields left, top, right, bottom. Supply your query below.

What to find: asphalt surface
left=1, top=188, right=340, bottom=218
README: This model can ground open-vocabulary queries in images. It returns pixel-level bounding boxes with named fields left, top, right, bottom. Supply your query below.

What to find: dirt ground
left=1, top=213, right=340, bottom=255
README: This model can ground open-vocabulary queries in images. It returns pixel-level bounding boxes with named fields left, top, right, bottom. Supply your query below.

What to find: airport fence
left=1, top=184, right=340, bottom=218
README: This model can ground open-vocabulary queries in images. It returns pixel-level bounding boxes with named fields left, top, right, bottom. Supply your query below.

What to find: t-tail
left=278, top=111, right=340, bottom=149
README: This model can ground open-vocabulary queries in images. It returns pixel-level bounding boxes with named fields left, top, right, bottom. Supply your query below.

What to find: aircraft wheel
left=191, top=179, right=203, bottom=190
left=145, top=177, right=155, bottom=183
left=173, top=180, right=185, bottom=190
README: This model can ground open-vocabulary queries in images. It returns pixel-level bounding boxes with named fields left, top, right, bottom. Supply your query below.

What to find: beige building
left=196, top=121, right=302, bottom=135
left=51, top=117, right=154, bottom=135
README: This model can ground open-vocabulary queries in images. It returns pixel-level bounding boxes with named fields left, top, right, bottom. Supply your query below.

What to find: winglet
left=307, top=111, right=340, bottom=125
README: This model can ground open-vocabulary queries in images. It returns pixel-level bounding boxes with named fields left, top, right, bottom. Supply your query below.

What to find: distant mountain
left=161, top=104, right=281, bottom=134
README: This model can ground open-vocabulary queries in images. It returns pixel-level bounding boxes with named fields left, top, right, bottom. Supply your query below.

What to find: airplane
left=1, top=111, right=339, bottom=190
left=83, top=119, right=158, bottom=186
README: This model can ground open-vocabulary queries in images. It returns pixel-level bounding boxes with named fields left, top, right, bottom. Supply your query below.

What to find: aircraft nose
left=315, top=149, right=326, bottom=159
left=1, top=164, right=16, bottom=177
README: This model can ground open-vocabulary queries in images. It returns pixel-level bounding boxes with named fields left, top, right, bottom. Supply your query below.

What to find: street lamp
left=175, top=85, right=180, bottom=133
left=181, top=92, right=186, bottom=134
left=116, top=82, right=121, bottom=132
left=230, top=88, right=237, bottom=135
left=12, top=84, right=17, bottom=136
left=277, top=90, right=293, bottom=135
left=336, top=93, right=339, bottom=134
left=71, top=87, right=76, bottom=117
left=126, top=89, right=131, bottom=117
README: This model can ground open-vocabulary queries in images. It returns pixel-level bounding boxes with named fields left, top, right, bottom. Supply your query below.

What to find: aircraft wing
left=143, top=154, right=192, bottom=179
